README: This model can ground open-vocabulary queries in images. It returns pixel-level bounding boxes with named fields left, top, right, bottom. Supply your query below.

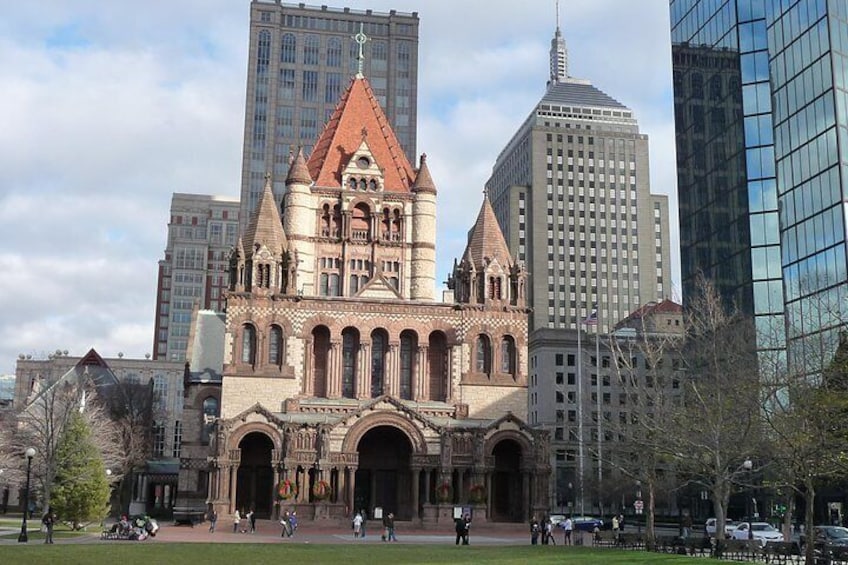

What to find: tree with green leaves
left=51, top=410, right=110, bottom=530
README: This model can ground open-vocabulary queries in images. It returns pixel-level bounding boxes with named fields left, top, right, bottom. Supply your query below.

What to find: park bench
left=592, top=530, right=618, bottom=547
left=618, top=532, right=644, bottom=549
left=717, top=539, right=763, bottom=561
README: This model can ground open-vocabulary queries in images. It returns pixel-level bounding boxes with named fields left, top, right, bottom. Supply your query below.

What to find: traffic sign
left=634, top=499, right=644, bottom=514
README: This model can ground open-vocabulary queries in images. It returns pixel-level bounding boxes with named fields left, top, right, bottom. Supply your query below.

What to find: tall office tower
left=671, top=0, right=848, bottom=372
left=153, top=194, right=240, bottom=361
left=486, top=24, right=672, bottom=333
left=239, top=1, right=419, bottom=226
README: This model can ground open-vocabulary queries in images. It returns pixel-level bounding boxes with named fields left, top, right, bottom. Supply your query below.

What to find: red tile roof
left=307, top=77, right=415, bottom=193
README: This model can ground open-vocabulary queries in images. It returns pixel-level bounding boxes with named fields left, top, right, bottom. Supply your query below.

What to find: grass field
left=0, top=543, right=710, bottom=565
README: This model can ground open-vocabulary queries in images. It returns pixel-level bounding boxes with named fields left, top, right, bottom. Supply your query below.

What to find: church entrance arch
left=236, top=432, right=274, bottom=518
left=491, top=439, right=523, bottom=522
left=354, top=426, right=413, bottom=520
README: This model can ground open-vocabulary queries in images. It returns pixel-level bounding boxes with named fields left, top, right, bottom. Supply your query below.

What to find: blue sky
left=0, top=0, right=678, bottom=373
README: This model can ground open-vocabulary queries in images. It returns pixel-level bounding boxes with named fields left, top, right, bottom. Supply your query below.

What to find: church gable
left=356, top=274, right=402, bottom=300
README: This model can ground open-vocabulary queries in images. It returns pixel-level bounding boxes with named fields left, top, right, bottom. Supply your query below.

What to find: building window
left=475, top=335, right=492, bottom=374
left=341, top=328, right=359, bottom=398
left=327, top=37, right=342, bottom=67
left=303, top=34, right=319, bottom=65
left=400, top=331, right=416, bottom=400
left=371, top=330, right=387, bottom=398
left=242, top=324, right=256, bottom=365
left=280, top=33, right=296, bottom=64
left=269, top=325, right=284, bottom=366
left=153, top=423, right=166, bottom=458
left=172, top=421, right=182, bottom=458
left=500, top=336, right=516, bottom=375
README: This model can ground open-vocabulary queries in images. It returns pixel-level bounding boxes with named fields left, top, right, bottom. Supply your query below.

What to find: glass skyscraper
left=671, top=0, right=848, bottom=373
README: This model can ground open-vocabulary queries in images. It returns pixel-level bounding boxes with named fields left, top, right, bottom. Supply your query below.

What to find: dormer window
left=356, top=156, right=371, bottom=168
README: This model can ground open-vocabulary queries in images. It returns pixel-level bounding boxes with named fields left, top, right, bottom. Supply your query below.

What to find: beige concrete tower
left=410, top=154, right=437, bottom=301
left=283, top=148, right=315, bottom=296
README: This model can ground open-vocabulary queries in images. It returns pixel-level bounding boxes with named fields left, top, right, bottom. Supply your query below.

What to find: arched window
left=400, top=331, right=417, bottom=400
left=327, top=37, right=342, bottom=67
left=428, top=332, right=447, bottom=401
left=371, top=330, right=387, bottom=397
left=349, top=274, right=359, bottom=295
left=311, top=326, right=330, bottom=397
left=242, top=324, right=257, bottom=365
left=500, top=336, right=516, bottom=376
left=475, top=335, right=491, bottom=374
left=281, top=33, right=296, bottom=64
left=351, top=203, right=371, bottom=241
left=342, top=328, right=359, bottom=398
left=303, top=35, right=319, bottom=65
left=256, top=30, right=271, bottom=75
left=269, top=325, right=284, bottom=366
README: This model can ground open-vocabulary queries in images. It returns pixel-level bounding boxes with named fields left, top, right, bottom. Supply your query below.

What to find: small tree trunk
left=804, top=478, right=815, bottom=565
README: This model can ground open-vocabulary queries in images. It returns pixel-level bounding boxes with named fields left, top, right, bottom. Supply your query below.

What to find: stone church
left=175, top=72, right=549, bottom=525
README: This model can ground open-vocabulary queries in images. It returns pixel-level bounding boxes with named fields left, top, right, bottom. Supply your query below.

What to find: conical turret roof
left=307, top=77, right=415, bottom=192
left=412, top=154, right=436, bottom=194
left=286, top=147, right=312, bottom=186
left=243, top=176, right=287, bottom=255
left=462, top=194, right=513, bottom=270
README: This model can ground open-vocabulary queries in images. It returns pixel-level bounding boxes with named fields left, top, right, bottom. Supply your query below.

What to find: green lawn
left=0, top=543, right=710, bottom=564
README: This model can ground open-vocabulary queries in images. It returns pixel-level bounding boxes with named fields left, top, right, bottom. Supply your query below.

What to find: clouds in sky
left=0, top=0, right=677, bottom=373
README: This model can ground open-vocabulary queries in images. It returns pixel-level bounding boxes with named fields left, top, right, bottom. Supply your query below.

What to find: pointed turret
left=453, top=193, right=526, bottom=307
left=286, top=147, right=312, bottom=186
left=412, top=153, right=436, bottom=194
left=239, top=176, right=289, bottom=294
left=410, top=153, right=437, bottom=300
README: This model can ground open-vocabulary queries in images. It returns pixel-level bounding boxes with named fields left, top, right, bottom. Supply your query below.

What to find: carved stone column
left=303, top=337, right=314, bottom=395
left=357, top=342, right=370, bottom=399
left=411, top=468, right=420, bottom=520
left=348, top=468, right=357, bottom=514
left=386, top=343, right=399, bottom=397
left=423, top=469, right=431, bottom=505
left=416, top=345, right=429, bottom=400
left=329, top=340, right=342, bottom=398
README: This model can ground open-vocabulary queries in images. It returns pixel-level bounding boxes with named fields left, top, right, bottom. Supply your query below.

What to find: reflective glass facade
left=671, top=0, right=848, bottom=374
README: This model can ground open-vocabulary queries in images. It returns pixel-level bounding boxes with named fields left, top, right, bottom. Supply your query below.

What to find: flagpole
left=576, top=317, right=584, bottom=517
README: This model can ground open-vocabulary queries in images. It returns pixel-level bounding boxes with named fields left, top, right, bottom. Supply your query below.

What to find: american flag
left=582, top=303, right=598, bottom=326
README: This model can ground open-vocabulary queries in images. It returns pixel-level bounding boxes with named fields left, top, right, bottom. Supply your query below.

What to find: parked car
left=549, top=514, right=567, bottom=527
left=800, top=526, right=848, bottom=550
left=731, top=522, right=784, bottom=546
left=571, top=516, right=605, bottom=532
left=705, top=518, right=738, bottom=537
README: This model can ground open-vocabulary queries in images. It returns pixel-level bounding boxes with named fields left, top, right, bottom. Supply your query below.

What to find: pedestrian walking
left=41, top=508, right=55, bottom=544
left=562, top=515, right=573, bottom=546
left=681, top=513, right=692, bottom=539
left=248, top=509, right=256, bottom=533
left=360, top=509, right=367, bottom=538
left=208, top=509, right=217, bottom=533
left=530, top=516, right=540, bottom=545
left=384, top=512, right=397, bottom=542
left=233, top=509, right=241, bottom=533
left=352, top=511, right=363, bottom=538
left=280, top=510, right=292, bottom=537
left=289, top=511, right=298, bottom=536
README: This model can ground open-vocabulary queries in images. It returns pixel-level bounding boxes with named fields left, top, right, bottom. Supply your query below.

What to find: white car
left=731, top=522, right=784, bottom=546
left=705, top=518, right=738, bottom=537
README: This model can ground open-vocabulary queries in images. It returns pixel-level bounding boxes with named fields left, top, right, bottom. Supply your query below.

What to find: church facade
left=176, top=73, right=549, bottom=525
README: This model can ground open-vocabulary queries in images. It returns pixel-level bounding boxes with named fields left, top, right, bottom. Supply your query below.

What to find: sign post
left=634, top=499, right=644, bottom=535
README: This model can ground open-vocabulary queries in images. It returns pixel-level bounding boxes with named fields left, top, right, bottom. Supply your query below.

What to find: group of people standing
left=280, top=510, right=298, bottom=537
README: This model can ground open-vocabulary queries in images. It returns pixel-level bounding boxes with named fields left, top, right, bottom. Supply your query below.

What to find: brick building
left=175, top=69, right=549, bottom=525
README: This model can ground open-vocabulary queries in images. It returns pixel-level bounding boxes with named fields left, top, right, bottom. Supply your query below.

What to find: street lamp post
left=636, top=481, right=642, bottom=535
left=743, top=459, right=753, bottom=540
left=17, top=447, right=35, bottom=543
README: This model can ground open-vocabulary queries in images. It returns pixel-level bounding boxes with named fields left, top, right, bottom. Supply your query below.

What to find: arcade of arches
left=208, top=408, right=550, bottom=524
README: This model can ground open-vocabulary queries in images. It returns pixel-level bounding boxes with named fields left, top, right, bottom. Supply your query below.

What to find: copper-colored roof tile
left=307, top=77, right=415, bottom=192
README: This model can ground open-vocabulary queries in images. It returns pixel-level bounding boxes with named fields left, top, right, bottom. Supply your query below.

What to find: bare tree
left=605, top=325, right=684, bottom=547
left=662, top=276, right=763, bottom=544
